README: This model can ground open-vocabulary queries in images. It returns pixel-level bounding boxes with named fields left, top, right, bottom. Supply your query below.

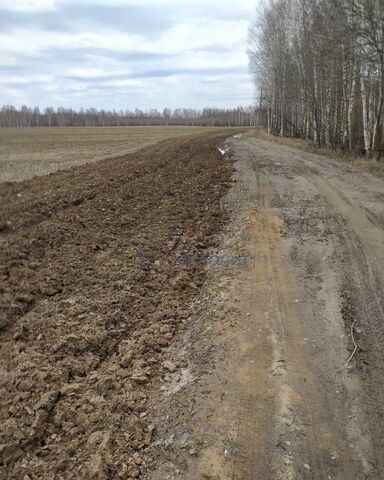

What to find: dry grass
left=252, top=129, right=384, bottom=178
left=0, top=126, right=229, bottom=182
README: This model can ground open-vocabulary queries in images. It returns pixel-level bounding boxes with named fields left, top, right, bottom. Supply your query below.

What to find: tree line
left=0, top=105, right=263, bottom=128
left=248, top=0, right=384, bottom=157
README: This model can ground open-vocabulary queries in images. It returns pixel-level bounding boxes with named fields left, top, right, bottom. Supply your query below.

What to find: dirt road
left=178, top=134, right=384, bottom=480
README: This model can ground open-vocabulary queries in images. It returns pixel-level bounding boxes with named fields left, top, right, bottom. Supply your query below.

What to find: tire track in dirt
left=177, top=137, right=368, bottom=479
left=308, top=175, right=384, bottom=478
left=225, top=135, right=384, bottom=479
left=246, top=173, right=359, bottom=479
left=255, top=139, right=384, bottom=476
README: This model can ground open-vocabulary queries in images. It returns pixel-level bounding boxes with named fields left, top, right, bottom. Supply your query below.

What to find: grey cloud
left=197, top=44, right=237, bottom=54
left=0, top=4, right=172, bottom=36
left=60, top=65, right=248, bottom=83
left=134, top=65, right=248, bottom=79
left=38, top=46, right=177, bottom=64
left=0, top=1, right=253, bottom=37
left=0, top=65, right=25, bottom=73
left=1, top=44, right=245, bottom=83
left=0, top=47, right=178, bottom=83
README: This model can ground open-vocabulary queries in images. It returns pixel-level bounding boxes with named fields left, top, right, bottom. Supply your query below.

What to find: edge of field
left=0, top=126, right=246, bottom=183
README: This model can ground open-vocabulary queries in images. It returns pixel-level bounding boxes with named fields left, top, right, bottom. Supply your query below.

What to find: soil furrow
left=0, top=132, right=238, bottom=479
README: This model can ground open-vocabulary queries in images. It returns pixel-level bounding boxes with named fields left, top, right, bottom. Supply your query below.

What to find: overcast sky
left=0, top=0, right=258, bottom=111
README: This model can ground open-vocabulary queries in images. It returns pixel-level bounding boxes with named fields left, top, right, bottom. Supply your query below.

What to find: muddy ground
left=2, top=130, right=384, bottom=480
left=0, top=131, right=239, bottom=479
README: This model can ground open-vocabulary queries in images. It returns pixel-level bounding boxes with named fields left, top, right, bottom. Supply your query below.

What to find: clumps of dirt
left=0, top=131, right=237, bottom=479
left=340, top=288, right=357, bottom=328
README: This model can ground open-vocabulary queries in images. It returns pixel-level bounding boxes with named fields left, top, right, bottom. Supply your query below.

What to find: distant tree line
left=248, top=0, right=384, bottom=157
left=0, top=105, right=264, bottom=128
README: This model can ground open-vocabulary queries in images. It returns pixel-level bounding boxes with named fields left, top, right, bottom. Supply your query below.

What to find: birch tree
left=249, top=0, right=384, bottom=157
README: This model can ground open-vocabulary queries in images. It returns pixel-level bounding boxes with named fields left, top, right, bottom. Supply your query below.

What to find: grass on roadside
left=252, top=129, right=384, bottom=178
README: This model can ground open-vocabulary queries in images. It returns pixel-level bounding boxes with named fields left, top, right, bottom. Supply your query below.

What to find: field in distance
left=0, top=126, right=230, bottom=182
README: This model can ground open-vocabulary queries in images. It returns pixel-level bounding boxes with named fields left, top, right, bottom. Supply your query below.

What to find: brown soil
left=0, top=131, right=238, bottom=479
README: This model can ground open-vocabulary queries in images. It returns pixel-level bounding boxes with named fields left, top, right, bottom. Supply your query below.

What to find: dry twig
left=344, top=319, right=358, bottom=368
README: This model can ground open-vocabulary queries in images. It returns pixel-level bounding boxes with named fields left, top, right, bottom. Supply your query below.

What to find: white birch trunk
left=348, top=63, right=357, bottom=152
left=360, top=69, right=371, bottom=155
